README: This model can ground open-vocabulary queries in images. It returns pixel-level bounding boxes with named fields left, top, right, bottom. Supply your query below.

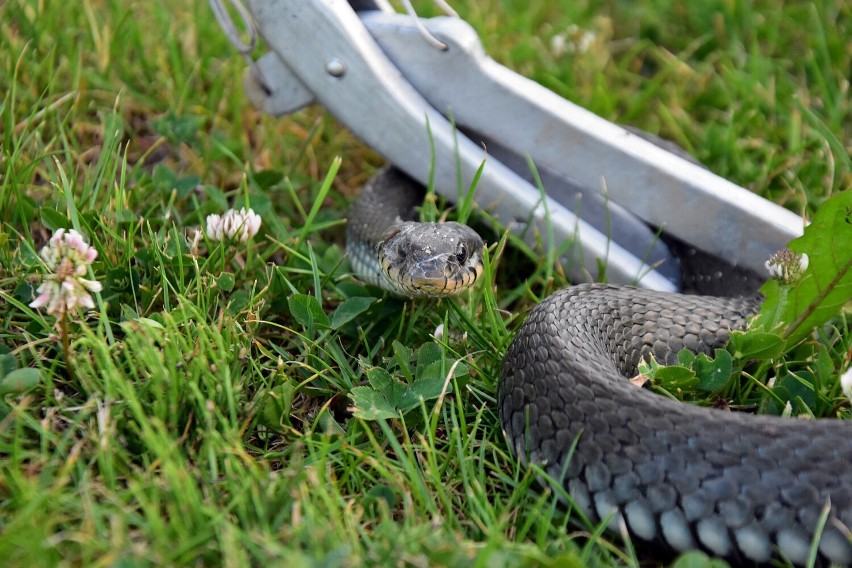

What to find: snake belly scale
left=346, top=167, right=852, bottom=565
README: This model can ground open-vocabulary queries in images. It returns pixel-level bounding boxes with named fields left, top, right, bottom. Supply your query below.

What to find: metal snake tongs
left=214, top=0, right=804, bottom=293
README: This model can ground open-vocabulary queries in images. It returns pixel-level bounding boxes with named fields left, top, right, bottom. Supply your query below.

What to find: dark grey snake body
left=348, top=168, right=852, bottom=565
left=499, top=285, right=852, bottom=565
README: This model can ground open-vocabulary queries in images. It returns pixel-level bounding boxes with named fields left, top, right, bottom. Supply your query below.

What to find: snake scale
left=346, top=167, right=852, bottom=565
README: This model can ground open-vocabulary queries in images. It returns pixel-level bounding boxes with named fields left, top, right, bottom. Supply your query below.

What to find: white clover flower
left=765, top=249, right=808, bottom=285
left=206, top=207, right=262, bottom=243
left=205, top=213, right=223, bottom=241
left=550, top=24, right=597, bottom=56
left=841, top=367, right=852, bottom=402
left=188, top=227, right=203, bottom=256
left=434, top=323, right=445, bottom=341
left=30, top=229, right=103, bottom=317
left=550, top=34, right=567, bottom=57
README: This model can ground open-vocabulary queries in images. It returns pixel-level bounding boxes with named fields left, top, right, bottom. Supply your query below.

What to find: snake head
left=378, top=221, right=485, bottom=297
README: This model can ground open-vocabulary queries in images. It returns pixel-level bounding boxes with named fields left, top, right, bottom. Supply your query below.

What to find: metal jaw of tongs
left=218, top=0, right=803, bottom=293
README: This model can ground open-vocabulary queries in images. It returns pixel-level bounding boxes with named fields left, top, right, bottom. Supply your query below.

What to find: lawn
left=1, top=0, right=850, bottom=566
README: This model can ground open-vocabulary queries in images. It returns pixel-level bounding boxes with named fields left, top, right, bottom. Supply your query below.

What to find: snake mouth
left=377, top=221, right=485, bottom=297
left=380, top=253, right=484, bottom=296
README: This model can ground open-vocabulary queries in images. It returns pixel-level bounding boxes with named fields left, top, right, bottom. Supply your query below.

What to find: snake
left=346, top=167, right=485, bottom=296
left=346, top=166, right=852, bottom=565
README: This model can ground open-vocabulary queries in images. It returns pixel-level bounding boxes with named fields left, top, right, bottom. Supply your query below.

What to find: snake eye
left=456, top=244, right=468, bottom=264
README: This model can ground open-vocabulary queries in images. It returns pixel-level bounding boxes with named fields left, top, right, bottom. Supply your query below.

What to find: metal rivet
left=325, top=57, right=346, bottom=78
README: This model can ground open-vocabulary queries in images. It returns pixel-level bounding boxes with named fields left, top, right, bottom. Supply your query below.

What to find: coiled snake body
left=347, top=168, right=852, bottom=565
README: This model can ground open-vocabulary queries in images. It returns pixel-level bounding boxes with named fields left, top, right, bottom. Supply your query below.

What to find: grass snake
left=346, top=167, right=852, bottom=565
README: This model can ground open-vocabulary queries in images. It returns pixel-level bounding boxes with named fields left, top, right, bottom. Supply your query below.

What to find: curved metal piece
left=244, top=53, right=315, bottom=116
left=361, top=13, right=804, bottom=278
left=247, top=0, right=677, bottom=291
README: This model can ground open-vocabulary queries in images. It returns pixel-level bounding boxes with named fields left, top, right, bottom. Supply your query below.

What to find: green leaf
left=397, top=378, right=446, bottom=411
left=767, top=370, right=817, bottom=415
left=173, top=175, right=201, bottom=198
left=415, top=353, right=470, bottom=385
left=330, top=297, right=376, bottom=329
left=104, top=266, right=140, bottom=295
left=365, top=367, right=405, bottom=405
left=416, top=359, right=448, bottom=383
left=363, top=484, right=399, bottom=510
left=546, top=552, right=588, bottom=568
left=227, top=290, right=251, bottom=315
left=397, top=361, right=467, bottom=412
left=247, top=192, right=272, bottom=217
left=151, top=112, right=201, bottom=145
left=0, top=368, right=41, bottom=396
left=151, top=164, right=177, bottom=192
left=812, top=344, right=835, bottom=386
left=136, top=317, right=165, bottom=331
left=392, top=340, right=414, bottom=383
left=203, top=185, right=229, bottom=210
left=320, top=244, right=344, bottom=272
left=728, top=330, right=786, bottom=360
left=147, top=165, right=198, bottom=198
left=288, top=294, right=329, bottom=330
left=352, top=345, right=469, bottom=419
left=671, top=550, right=730, bottom=568
left=677, top=350, right=696, bottom=367
left=217, top=272, right=236, bottom=292
left=415, top=342, right=443, bottom=375
left=637, top=357, right=660, bottom=377
left=120, top=304, right=139, bottom=322
left=259, top=381, right=296, bottom=431
left=653, top=365, right=699, bottom=392
left=252, top=169, right=284, bottom=190
left=39, top=208, right=69, bottom=231
left=754, top=191, right=852, bottom=344
left=336, top=281, right=373, bottom=299
left=0, top=346, right=16, bottom=379
left=350, top=386, right=398, bottom=420
left=315, top=408, right=345, bottom=436
left=693, top=349, right=733, bottom=392
left=115, top=208, right=138, bottom=226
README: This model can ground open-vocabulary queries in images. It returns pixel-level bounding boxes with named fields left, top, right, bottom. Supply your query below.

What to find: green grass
left=1, top=0, right=850, bottom=566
